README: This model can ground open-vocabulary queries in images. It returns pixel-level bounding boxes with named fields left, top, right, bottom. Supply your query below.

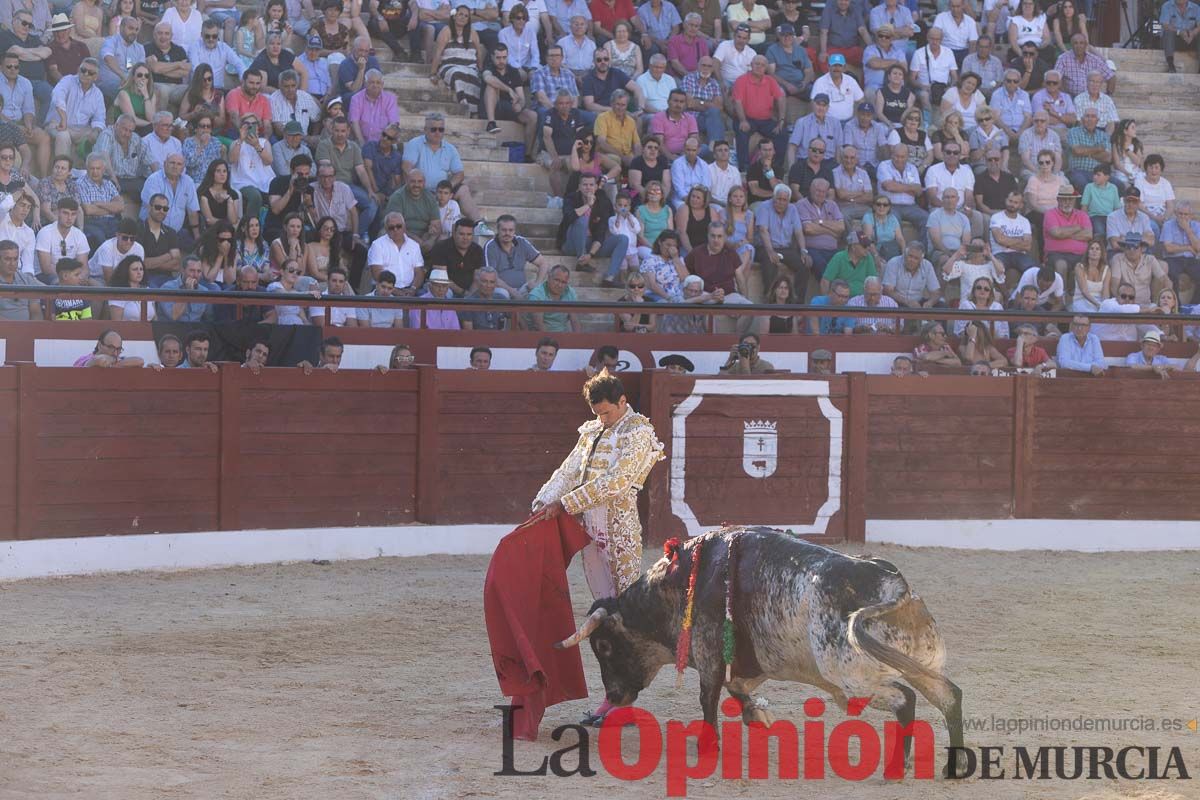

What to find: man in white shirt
left=366, top=211, right=425, bottom=294
left=0, top=192, right=36, bottom=275
left=142, top=111, right=182, bottom=171
left=310, top=267, right=359, bottom=327
left=47, top=58, right=106, bottom=158
left=35, top=198, right=90, bottom=280
left=908, top=27, right=957, bottom=110
left=707, top=140, right=740, bottom=205
left=635, top=54, right=677, bottom=118
left=713, top=24, right=756, bottom=89
left=92, top=219, right=146, bottom=283
left=270, top=70, right=321, bottom=139
left=1010, top=263, right=1065, bottom=307
left=187, top=20, right=240, bottom=89
left=876, top=144, right=928, bottom=229
left=932, top=0, right=979, bottom=65
left=924, top=140, right=982, bottom=238
left=1094, top=282, right=1155, bottom=341
left=989, top=190, right=1036, bottom=286
left=809, top=53, right=863, bottom=122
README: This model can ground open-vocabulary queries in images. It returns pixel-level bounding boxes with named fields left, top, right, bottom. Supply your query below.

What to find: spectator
left=0, top=239, right=39, bottom=320
left=967, top=108, right=1007, bottom=174
left=44, top=258, right=93, bottom=319
left=270, top=213, right=308, bottom=275
left=804, top=276, right=849, bottom=334
left=658, top=353, right=695, bottom=373
left=797, top=177, right=845, bottom=277
left=0, top=51, right=49, bottom=177
left=249, top=32, right=297, bottom=93
left=75, top=330, right=145, bottom=368
left=719, top=332, right=774, bottom=375
left=1054, top=33, right=1113, bottom=99
left=636, top=55, right=677, bottom=119
left=1007, top=324, right=1055, bottom=373
left=76, top=155, right=124, bottom=250
left=961, top=320, right=1009, bottom=368
left=989, top=190, right=1035, bottom=286
left=883, top=242, right=942, bottom=318
left=562, top=173, right=628, bottom=286
left=178, top=65, right=228, bottom=132
left=174, top=331, right=218, bottom=372
left=309, top=267, right=357, bottom=327
left=762, top=275, right=800, bottom=333
left=819, top=0, right=868, bottom=71
left=989, top=69, right=1031, bottom=149
left=406, top=268, right=460, bottom=329
left=367, top=212, right=425, bottom=294
left=686, top=221, right=753, bottom=332
left=1011, top=263, right=1066, bottom=309
left=755, top=183, right=812, bottom=291
left=270, top=71, right=321, bottom=142
left=337, top=35, right=381, bottom=107
left=832, top=144, right=874, bottom=224
left=1042, top=185, right=1091, bottom=279
left=135, top=191, right=182, bottom=286
left=629, top=136, right=672, bottom=211
left=614, top=271, right=656, bottom=332
left=1109, top=232, right=1169, bottom=306
left=228, top=113, right=275, bottom=227
left=380, top=344, right=418, bottom=371
left=954, top=275, right=1008, bottom=338
left=593, top=89, right=642, bottom=170
left=142, top=111, right=182, bottom=173
left=787, top=136, right=836, bottom=201
left=317, top=117, right=380, bottom=241
left=1051, top=0, right=1089, bottom=52
left=239, top=340, right=271, bottom=375
left=811, top=53, right=863, bottom=123
left=460, top=266, right=512, bottom=330
left=1135, top=154, right=1175, bottom=236
left=640, top=229, right=686, bottom=301
left=876, top=143, right=928, bottom=230
left=926, top=187, right=971, bottom=271
left=363, top=122, right=405, bottom=200
left=144, top=22, right=190, bottom=108
left=713, top=24, right=755, bottom=89
left=820, top=228, right=874, bottom=296
left=1031, top=69, right=1076, bottom=144
left=1105, top=187, right=1155, bottom=255
left=402, top=112, right=486, bottom=234
left=483, top=214, right=549, bottom=298
left=268, top=257, right=319, bottom=325
left=875, top=63, right=915, bottom=129
left=528, top=263, right=580, bottom=332
left=681, top=55, right=725, bottom=147
left=666, top=15, right=709, bottom=80
left=539, top=93, right=586, bottom=204
left=890, top=355, right=920, bottom=375
left=745, top=138, right=784, bottom=202
left=1161, top=203, right=1200, bottom=299
left=157, top=256, right=213, bottom=321
left=498, top=4, right=540, bottom=72
left=1109, top=119, right=1143, bottom=193
left=482, top=46, right=538, bottom=152
left=154, top=334, right=184, bottom=369
left=356, top=269, right=405, bottom=327
left=1010, top=282, right=1062, bottom=338
left=861, top=193, right=905, bottom=261
left=94, top=219, right=146, bottom=286
left=92, top=116, right=154, bottom=204
left=943, top=237, right=1004, bottom=301
left=1159, top=0, right=1200, bottom=74
left=46, top=57, right=105, bottom=159
left=140, top=153, right=201, bottom=250
left=429, top=217, right=484, bottom=295
left=669, top=136, right=710, bottom=209
left=1094, top=281, right=1152, bottom=341
left=913, top=321, right=962, bottom=367
left=1064, top=108, right=1110, bottom=193
left=468, top=346, right=492, bottom=370
left=0, top=194, right=36, bottom=277
left=1066, top=238, right=1110, bottom=312
left=312, top=162, right=360, bottom=246
left=558, top=15, right=597, bottom=75
left=845, top=275, right=898, bottom=333
left=266, top=154, right=315, bottom=241
left=725, top=0, right=769, bottom=49
left=35, top=198, right=90, bottom=282
left=226, top=69, right=272, bottom=133
left=1018, top=112, right=1061, bottom=177
left=909, top=27, right=957, bottom=111
left=788, top=92, right=843, bottom=167
left=1124, top=329, right=1173, bottom=379
left=766, top=23, right=813, bottom=98
left=97, top=15, right=145, bottom=100
left=842, top=104, right=889, bottom=177
left=1073, top=71, right=1118, bottom=137
left=346, top=68, right=398, bottom=146
left=46, top=15, right=91, bottom=85
left=862, top=25, right=905, bottom=98
left=529, top=336, right=558, bottom=370
left=585, top=44, right=643, bottom=115
left=531, top=46, right=583, bottom=120
left=657, top=272, right=718, bottom=333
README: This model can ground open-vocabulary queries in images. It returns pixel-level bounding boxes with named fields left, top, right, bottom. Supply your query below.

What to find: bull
left=556, top=527, right=964, bottom=773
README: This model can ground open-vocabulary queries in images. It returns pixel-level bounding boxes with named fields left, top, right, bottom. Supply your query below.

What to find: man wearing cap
left=810, top=53, right=863, bottom=122
left=271, top=70, right=322, bottom=141
left=1109, top=232, right=1170, bottom=306
left=1043, top=186, right=1091, bottom=278
left=713, top=24, right=756, bottom=88
left=1125, top=330, right=1173, bottom=377
left=1064, top=107, right=1110, bottom=193
left=659, top=354, right=695, bottom=374
left=820, top=229, right=874, bottom=296
left=187, top=20, right=239, bottom=91
left=1105, top=187, right=1155, bottom=255
left=754, top=183, right=812, bottom=291
left=766, top=23, right=814, bottom=98
left=730, top=54, right=786, bottom=170
left=407, top=268, right=461, bottom=329
left=786, top=92, right=841, bottom=167
left=1161, top=202, right=1200, bottom=294
left=862, top=25, right=907, bottom=95
left=909, top=27, right=957, bottom=111
left=842, top=102, right=888, bottom=174
left=1055, top=315, right=1106, bottom=373
left=725, top=0, right=770, bottom=49
left=818, top=0, right=868, bottom=71
left=667, top=13, right=711, bottom=78
left=295, top=35, right=332, bottom=100
left=46, top=15, right=90, bottom=84
left=272, top=122, right=313, bottom=178
left=142, top=22, right=189, bottom=107
left=807, top=349, right=834, bottom=374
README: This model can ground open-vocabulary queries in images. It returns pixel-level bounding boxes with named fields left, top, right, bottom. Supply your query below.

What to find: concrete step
left=474, top=188, right=552, bottom=206
left=1108, top=71, right=1200, bottom=99
left=395, top=99, right=471, bottom=117
left=1097, top=47, right=1199, bottom=73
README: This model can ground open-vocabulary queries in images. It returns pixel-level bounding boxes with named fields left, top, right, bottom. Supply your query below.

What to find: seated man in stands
left=271, top=70, right=322, bottom=143
left=267, top=155, right=316, bottom=239
left=385, top=168, right=442, bottom=253
left=1124, top=329, right=1173, bottom=378
left=461, top=266, right=512, bottom=331
left=316, top=116, right=380, bottom=242
left=685, top=221, right=753, bottom=333
left=35, top=198, right=90, bottom=282
left=363, top=123, right=404, bottom=199
left=1110, top=231, right=1170, bottom=305
left=179, top=330, right=220, bottom=371
left=0, top=239, right=40, bottom=320
left=754, top=184, right=812, bottom=296
left=882, top=242, right=942, bottom=329
left=530, top=336, right=559, bottom=371
left=312, top=161, right=361, bottom=247
left=156, top=256, right=214, bottom=322
left=1105, top=187, right=1156, bottom=255
left=528, top=264, right=580, bottom=332
left=876, top=144, right=928, bottom=231
left=215, top=265, right=276, bottom=324
left=808, top=277, right=854, bottom=334
left=1060, top=314, right=1104, bottom=374
left=845, top=275, right=899, bottom=333
left=144, top=22, right=190, bottom=108
left=1094, top=282, right=1154, bottom=341
left=93, top=114, right=155, bottom=203
left=1007, top=324, right=1055, bottom=374
left=299, top=336, right=346, bottom=374
left=47, top=57, right=106, bottom=159
left=93, top=219, right=145, bottom=284
left=140, top=153, right=201, bottom=250
left=531, top=46, right=587, bottom=123
left=0, top=194, right=36, bottom=278
left=402, top=112, right=486, bottom=233
left=719, top=332, right=775, bottom=374
left=484, top=214, right=549, bottom=298
left=366, top=212, right=426, bottom=294
left=593, top=89, right=642, bottom=171
left=482, top=44, right=538, bottom=153
left=407, top=268, right=460, bottom=330
left=540, top=90, right=587, bottom=203
left=1161, top=202, right=1200, bottom=299
left=77, top=154, right=125, bottom=250
left=348, top=69, right=398, bottom=146
left=143, top=112, right=182, bottom=173
left=309, top=267, right=357, bottom=328
left=1159, top=0, right=1200, bottom=74
left=989, top=190, right=1036, bottom=287
left=659, top=273, right=726, bottom=334
left=429, top=218, right=484, bottom=295
left=1010, top=283, right=1064, bottom=338
left=138, top=192, right=182, bottom=286
left=357, top=269, right=406, bottom=328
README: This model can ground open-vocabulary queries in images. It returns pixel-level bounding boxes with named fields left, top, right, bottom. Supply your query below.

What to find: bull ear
left=553, top=607, right=608, bottom=649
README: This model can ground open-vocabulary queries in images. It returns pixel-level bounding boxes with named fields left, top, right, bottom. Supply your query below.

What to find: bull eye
left=596, top=639, right=612, bottom=657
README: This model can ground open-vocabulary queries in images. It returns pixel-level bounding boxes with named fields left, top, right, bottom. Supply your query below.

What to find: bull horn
left=554, top=608, right=609, bottom=649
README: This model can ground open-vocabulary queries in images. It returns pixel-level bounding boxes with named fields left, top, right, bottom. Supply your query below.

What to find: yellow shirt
left=594, top=111, right=641, bottom=158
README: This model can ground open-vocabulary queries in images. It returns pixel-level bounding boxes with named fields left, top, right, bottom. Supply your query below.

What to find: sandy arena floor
left=0, top=543, right=1197, bottom=800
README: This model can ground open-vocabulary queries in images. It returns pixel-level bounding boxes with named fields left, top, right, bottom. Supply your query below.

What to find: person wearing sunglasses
left=46, top=58, right=106, bottom=159
left=94, top=218, right=147, bottom=285
left=5, top=12, right=52, bottom=123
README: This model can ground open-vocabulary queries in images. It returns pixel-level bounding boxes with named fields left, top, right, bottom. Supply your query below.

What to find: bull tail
left=846, top=593, right=942, bottom=684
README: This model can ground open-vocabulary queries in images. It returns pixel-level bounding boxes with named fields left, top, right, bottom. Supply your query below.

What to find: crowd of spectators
left=0, top=0, right=1197, bottom=375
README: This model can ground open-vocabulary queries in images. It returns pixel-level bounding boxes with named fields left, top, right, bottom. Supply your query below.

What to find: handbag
left=924, top=46, right=948, bottom=105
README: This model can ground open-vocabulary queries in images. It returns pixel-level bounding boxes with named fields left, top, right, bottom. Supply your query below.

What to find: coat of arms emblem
left=742, top=420, right=778, bottom=478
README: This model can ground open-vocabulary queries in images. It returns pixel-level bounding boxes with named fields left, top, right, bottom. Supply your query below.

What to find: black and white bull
left=556, top=527, right=964, bottom=770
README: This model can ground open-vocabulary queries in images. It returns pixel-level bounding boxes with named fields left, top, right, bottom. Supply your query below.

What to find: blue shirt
left=788, top=112, right=843, bottom=156
left=754, top=200, right=804, bottom=248
left=990, top=87, right=1032, bottom=132
left=1125, top=350, right=1170, bottom=366
left=99, top=34, right=146, bottom=88
left=810, top=294, right=854, bottom=334
left=336, top=54, right=382, bottom=104
left=637, top=1, right=681, bottom=41
left=140, top=171, right=200, bottom=231
left=1160, top=0, right=1200, bottom=32
left=1055, top=332, right=1106, bottom=371
left=402, top=135, right=464, bottom=186
left=862, top=41, right=908, bottom=93
left=0, top=74, right=33, bottom=123
left=1161, top=218, right=1200, bottom=258
left=669, top=155, right=711, bottom=205
left=765, top=41, right=812, bottom=88
left=156, top=278, right=213, bottom=322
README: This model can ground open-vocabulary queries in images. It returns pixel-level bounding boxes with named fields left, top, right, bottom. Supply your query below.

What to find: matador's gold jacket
left=534, top=407, right=664, bottom=594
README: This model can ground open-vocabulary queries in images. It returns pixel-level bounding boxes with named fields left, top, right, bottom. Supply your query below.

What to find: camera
left=737, top=343, right=752, bottom=358
left=293, top=175, right=310, bottom=191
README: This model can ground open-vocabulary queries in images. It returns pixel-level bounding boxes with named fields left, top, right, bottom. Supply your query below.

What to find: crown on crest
left=743, top=420, right=778, bottom=434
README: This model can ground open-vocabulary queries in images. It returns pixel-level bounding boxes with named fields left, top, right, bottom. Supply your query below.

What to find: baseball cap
left=284, top=120, right=303, bottom=135
left=812, top=92, right=830, bottom=104
left=829, top=53, right=847, bottom=66
left=307, top=34, right=323, bottom=48
left=811, top=349, right=833, bottom=361
left=776, top=23, right=796, bottom=35
left=735, top=22, right=751, bottom=33
left=1121, top=231, right=1144, bottom=247
left=856, top=101, right=873, bottom=113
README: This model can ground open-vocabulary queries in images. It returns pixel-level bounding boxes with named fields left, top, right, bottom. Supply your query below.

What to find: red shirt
left=685, top=244, right=741, bottom=294
left=225, top=88, right=273, bottom=126
left=1006, top=344, right=1051, bottom=366
left=590, top=0, right=636, bottom=31
left=731, top=73, right=784, bottom=121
